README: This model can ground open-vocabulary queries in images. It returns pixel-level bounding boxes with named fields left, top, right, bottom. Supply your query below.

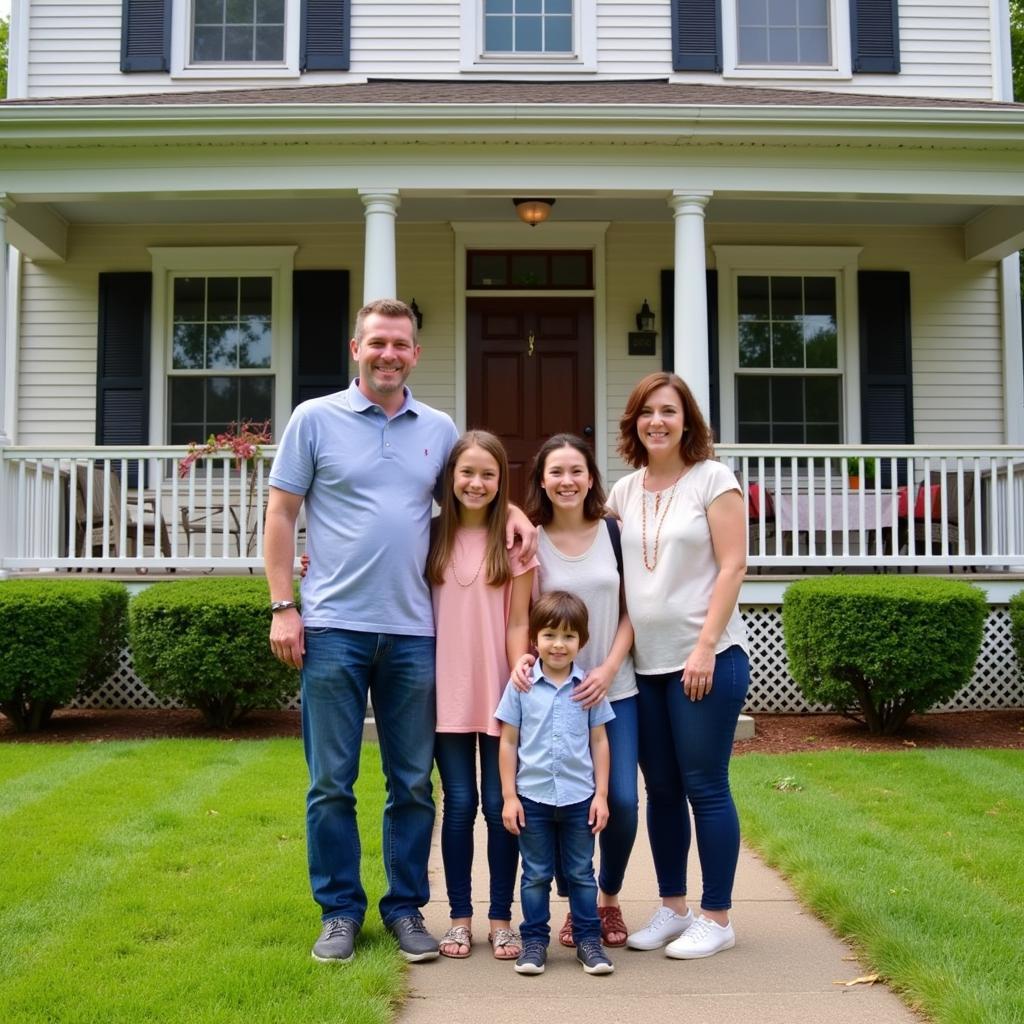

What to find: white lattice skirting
left=73, top=605, right=1023, bottom=713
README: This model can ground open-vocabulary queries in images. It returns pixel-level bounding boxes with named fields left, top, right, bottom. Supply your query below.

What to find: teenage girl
left=513, top=433, right=638, bottom=948
left=427, top=430, right=537, bottom=960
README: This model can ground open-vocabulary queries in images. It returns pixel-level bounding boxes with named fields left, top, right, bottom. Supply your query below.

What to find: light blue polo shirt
left=268, top=381, right=459, bottom=635
left=494, top=660, right=615, bottom=807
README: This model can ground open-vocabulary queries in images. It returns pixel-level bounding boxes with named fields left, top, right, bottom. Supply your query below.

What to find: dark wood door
left=467, top=297, right=595, bottom=506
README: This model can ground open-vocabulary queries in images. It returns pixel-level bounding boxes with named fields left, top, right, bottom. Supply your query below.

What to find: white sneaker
left=665, top=915, right=735, bottom=959
left=625, top=906, right=694, bottom=950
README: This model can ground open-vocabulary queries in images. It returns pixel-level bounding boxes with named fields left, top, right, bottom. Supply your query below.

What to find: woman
left=518, top=434, right=637, bottom=948
left=607, top=372, right=749, bottom=959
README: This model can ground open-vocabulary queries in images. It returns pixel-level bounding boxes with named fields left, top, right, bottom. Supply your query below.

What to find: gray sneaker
left=312, top=917, right=360, bottom=963
left=387, top=915, right=440, bottom=962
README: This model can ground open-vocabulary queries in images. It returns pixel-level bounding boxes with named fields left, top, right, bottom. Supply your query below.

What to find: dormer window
left=483, top=0, right=573, bottom=54
left=192, top=0, right=286, bottom=63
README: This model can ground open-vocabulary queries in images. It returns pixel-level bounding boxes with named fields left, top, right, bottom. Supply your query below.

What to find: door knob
left=583, top=426, right=594, bottom=437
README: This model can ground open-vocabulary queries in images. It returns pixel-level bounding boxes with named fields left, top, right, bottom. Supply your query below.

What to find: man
left=266, top=298, right=533, bottom=965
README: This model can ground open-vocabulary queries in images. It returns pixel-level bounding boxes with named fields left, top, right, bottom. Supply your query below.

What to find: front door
left=467, top=297, right=595, bottom=505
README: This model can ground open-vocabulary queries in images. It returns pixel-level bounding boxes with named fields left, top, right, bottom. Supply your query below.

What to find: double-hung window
left=723, top=0, right=851, bottom=78
left=150, top=247, right=296, bottom=445
left=461, top=0, right=595, bottom=71
left=714, top=246, right=862, bottom=444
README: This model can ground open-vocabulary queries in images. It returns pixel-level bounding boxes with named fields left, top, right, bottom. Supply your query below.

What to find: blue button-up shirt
left=494, top=660, right=615, bottom=807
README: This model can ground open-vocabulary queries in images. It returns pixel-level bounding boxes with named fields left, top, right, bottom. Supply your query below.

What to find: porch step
left=361, top=714, right=756, bottom=743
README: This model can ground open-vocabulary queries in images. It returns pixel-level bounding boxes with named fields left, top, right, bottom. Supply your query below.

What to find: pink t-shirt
left=433, top=526, right=538, bottom=736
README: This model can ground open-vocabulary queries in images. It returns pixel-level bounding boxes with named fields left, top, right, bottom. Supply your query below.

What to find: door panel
left=467, top=297, right=594, bottom=507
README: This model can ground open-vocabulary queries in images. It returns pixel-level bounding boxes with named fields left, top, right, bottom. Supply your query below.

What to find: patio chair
left=897, top=471, right=976, bottom=569
left=734, top=472, right=776, bottom=567
left=75, top=464, right=171, bottom=560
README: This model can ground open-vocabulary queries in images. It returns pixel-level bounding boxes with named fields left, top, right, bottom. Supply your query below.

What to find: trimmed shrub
left=782, top=575, right=986, bottom=734
left=129, top=578, right=298, bottom=728
left=0, top=579, right=128, bottom=732
left=1009, top=591, right=1024, bottom=690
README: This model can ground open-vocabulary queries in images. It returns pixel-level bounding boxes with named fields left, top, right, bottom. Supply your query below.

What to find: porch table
left=775, top=491, right=897, bottom=555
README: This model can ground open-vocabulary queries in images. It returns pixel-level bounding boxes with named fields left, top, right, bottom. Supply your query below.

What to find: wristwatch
left=270, top=600, right=298, bottom=613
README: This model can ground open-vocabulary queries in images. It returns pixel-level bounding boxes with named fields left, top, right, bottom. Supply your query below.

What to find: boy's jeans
left=518, top=796, right=599, bottom=946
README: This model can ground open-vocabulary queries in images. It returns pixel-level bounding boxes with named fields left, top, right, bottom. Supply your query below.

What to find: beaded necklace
left=640, top=468, right=683, bottom=572
left=451, top=533, right=488, bottom=588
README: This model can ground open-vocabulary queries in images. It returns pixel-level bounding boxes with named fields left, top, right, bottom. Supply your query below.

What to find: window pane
left=738, top=0, right=766, bottom=23
left=193, top=26, right=223, bottom=60
left=241, top=376, right=274, bottom=424
left=240, top=276, right=272, bottom=318
left=195, top=0, right=222, bottom=24
left=806, top=422, right=841, bottom=443
left=206, top=377, right=238, bottom=428
left=770, top=276, right=802, bottom=320
left=207, top=277, right=239, bottom=322
left=516, top=15, right=543, bottom=50
left=469, top=252, right=507, bottom=287
left=768, top=27, right=798, bottom=61
left=518, top=0, right=542, bottom=12
left=206, top=324, right=238, bottom=369
left=798, top=0, right=828, bottom=23
left=737, top=422, right=772, bottom=443
left=174, top=277, right=205, bottom=322
left=173, top=323, right=206, bottom=370
left=484, top=16, right=513, bottom=50
left=739, top=322, right=771, bottom=368
left=550, top=252, right=589, bottom=287
left=738, top=28, right=767, bottom=62
left=255, top=25, right=284, bottom=60
left=226, top=0, right=254, bottom=23
left=170, top=377, right=204, bottom=430
left=738, top=275, right=770, bottom=320
left=547, top=0, right=572, bottom=12
left=509, top=253, right=546, bottom=287
left=768, top=0, right=796, bottom=24
left=772, top=321, right=803, bottom=368
left=803, top=276, right=835, bottom=316
left=225, top=25, right=253, bottom=60
left=545, top=15, right=572, bottom=51
left=771, top=375, right=803, bottom=414
left=238, top=317, right=272, bottom=368
left=805, top=375, right=841, bottom=422
left=485, top=0, right=513, bottom=12
left=258, top=0, right=284, bottom=19
left=737, top=376, right=770, bottom=421
left=773, top=423, right=804, bottom=444
left=804, top=321, right=837, bottom=367
left=799, top=28, right=829, bottom=63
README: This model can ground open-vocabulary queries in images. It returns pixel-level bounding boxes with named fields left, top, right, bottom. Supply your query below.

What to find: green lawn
left=731, top=748, right=1024, bottom=1024
left=0, top=739, right=405, bottom=1024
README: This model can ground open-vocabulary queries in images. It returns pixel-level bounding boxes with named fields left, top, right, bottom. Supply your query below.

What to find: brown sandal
left=439, top=924, right=472, bottom=959
left=558, top=912, right=575, bottom=948
left=598, top=906, right=628, bottom=947
left=488, top=927, right=522, bottom=960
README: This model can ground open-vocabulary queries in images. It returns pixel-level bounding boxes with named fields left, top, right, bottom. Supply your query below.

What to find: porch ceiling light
left=513, top=197, right=555, bottom=227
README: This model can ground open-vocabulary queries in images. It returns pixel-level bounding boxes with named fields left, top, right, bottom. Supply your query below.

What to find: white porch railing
left=0, top=446, right=292, bottom=573
left=2, top=443, right=1024, bottom=574
left=718, top=444, right=1024, bottom=571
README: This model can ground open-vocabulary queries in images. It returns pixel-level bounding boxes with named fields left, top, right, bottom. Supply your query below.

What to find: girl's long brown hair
left=427, top=430, right=512, bottom=587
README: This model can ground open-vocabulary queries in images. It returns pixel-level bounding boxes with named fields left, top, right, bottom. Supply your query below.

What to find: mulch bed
left=2, top=707, right=1022, bottom=752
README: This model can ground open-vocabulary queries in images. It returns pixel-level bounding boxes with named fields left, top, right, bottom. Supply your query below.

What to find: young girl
left=513, top=434, right=637, bottom=948
left=428, top=430, right=537, bottom=960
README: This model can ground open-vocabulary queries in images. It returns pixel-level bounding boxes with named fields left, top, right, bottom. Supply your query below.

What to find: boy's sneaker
left=387, top=915, right=440, bottom=962
left=576, top=937, right=614, bottom=975
left=626, top=906, right=694, bottom=950
left=514, top=942, right=547, bottom=975
left=312, top=917, right=360, bottom=963
left=665, top=915, right=736, bottom=959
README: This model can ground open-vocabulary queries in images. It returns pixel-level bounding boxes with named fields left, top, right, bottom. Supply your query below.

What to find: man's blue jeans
left=518, top=796, right=600, bottom=946
left=301, top=627, right=436, bottom=927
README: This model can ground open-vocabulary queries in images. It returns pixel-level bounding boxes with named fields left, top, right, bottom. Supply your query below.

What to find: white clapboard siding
left=23, top=0, right=1000, bottom=99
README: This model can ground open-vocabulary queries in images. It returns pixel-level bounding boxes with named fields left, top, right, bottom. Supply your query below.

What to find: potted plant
left=846, top=456, right=876, bottom=490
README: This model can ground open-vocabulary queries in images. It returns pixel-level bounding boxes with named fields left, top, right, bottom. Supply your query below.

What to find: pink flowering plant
left=178, top=420, right=272, bottom=478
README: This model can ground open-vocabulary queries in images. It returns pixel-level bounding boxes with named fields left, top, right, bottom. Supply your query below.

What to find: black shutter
left=120, top=0, right=171, bottom=73
left=671, top=0, right=722, bottom=72
left=293, top=270, right=349, bottom=407
left=858, top=271, right=913, bottom=485
left=660, top=268, right=720, bottom=439
left=301, top=0, right=351, bottom=70
left=850, top=0, right=900, bottom=73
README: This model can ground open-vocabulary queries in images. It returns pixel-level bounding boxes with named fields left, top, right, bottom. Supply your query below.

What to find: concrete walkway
left=399, top=796, right=919, bottom=1024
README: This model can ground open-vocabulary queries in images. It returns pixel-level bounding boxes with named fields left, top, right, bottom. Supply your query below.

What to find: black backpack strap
left=604, top=516, right=623, bottom=578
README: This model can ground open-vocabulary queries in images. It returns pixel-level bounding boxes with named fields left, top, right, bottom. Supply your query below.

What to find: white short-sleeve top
left=607, top=459, right=748, bottom=675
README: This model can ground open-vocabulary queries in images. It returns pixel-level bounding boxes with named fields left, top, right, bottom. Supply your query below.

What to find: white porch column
left=668, top=191, right=713, bottom=418
left=358, top=189, right=401, bottom=303
left=0, top=198, right=11, bottom=446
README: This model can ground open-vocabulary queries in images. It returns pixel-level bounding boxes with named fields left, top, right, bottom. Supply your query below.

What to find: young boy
left=495, top=590, right=615, bottom=976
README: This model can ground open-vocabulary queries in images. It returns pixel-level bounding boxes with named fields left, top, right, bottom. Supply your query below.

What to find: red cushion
left=747, top=483, right=775, bottom=520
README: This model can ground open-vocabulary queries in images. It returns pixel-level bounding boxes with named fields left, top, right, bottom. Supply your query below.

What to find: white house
left=0, top=1, right=1023, bottom=707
